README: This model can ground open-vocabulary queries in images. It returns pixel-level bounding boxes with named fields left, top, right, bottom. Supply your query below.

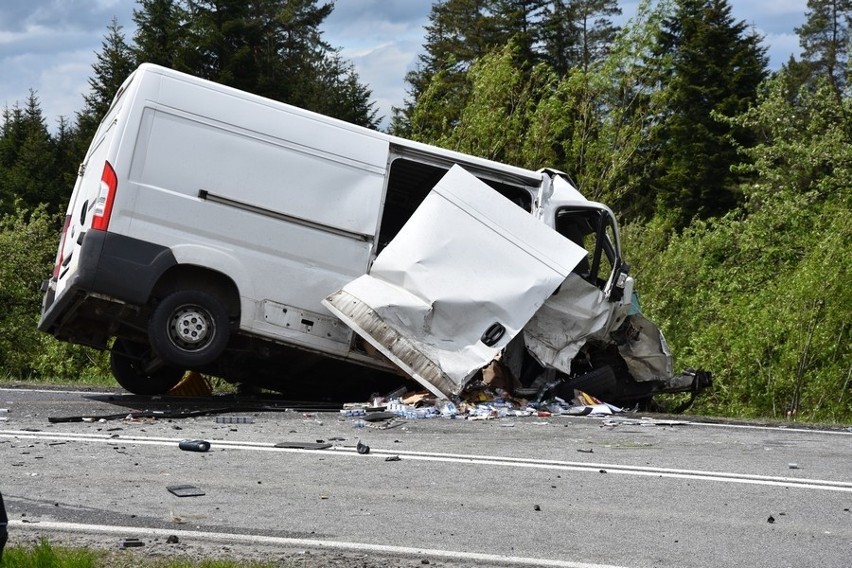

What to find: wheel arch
left=150, top=264, right=241, bottom=323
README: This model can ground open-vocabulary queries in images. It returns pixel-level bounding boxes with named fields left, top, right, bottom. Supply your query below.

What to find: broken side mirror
left=607, top=262, right=632, bottom=303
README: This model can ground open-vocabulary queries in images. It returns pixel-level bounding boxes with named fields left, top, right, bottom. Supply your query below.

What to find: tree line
left=1, top=0, right=849, bottom=421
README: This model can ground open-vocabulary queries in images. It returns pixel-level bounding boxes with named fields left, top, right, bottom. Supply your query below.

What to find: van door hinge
left=77, top=163, right=86, bottom=177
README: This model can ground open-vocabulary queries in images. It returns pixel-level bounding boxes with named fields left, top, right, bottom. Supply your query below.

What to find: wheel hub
left=170, top=306, right=212, bottom=348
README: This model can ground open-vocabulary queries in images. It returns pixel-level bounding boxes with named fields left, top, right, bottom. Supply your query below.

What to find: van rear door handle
left=480, top=322, right=506, bottom=347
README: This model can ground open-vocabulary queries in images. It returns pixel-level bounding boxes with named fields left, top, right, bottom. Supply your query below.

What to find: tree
left=162, top=0, right=378, bottom=127
left=646, top=0, right=768, bottom=229
left=76, top=18, right=136, bottom=145
left=391, top=0, right=502, bottom=137
left=540, top=0, right=621, bottom=75
left=492, top=0, right=548, bottom=65
left=0, top=93, right=62, bottom=216
left=132, top=0, right=187, bottom=68
left=794, top=0, right=851, bottom=98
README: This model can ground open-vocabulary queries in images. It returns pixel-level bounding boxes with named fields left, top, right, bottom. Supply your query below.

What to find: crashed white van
left=39, top=64, right=708, bottom=405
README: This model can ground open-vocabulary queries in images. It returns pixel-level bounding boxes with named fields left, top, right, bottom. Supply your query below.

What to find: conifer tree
left=132, top=0, right=186, bottom=69
left=391, top=0, right=501, bottom=137
left=794, top=0, right=851, bottom=98
left=646, top=0, right=768, bottom=229
left=540, top=0, right=621, bottom=74
left=76, top=18, right=136, bottom=144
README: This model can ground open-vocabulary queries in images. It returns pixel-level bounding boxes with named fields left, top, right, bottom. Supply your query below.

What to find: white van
left=40, top=64, right=706, bottom=404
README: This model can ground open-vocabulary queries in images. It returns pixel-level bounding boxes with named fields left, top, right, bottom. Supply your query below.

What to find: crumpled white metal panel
left=324, top=165, right=586, bottom=398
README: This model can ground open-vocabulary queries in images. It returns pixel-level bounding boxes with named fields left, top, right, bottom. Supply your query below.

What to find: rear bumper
left=38, top=230, right=176, bottom=338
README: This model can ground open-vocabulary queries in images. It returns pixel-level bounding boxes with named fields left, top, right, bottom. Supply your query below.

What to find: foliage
left=2, top=539, right=97, bottom=568
left=794, top=0, right=852, bottom=96
left=172, top=0, right=379, bottom=128
left=1, top=538, right=278, bottom=568
left=644, top=0, right=769, bottom=230
left=624, top=72, right=852, bottom=422
left=76, top=18, right=137, bottom=147
left=0, top=207, right=108, bottom=382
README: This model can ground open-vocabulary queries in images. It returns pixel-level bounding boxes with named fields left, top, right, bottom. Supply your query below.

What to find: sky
left=0, top=0, right=809, bottom=132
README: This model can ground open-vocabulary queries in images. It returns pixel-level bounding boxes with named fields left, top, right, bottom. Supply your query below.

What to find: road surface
left=1, top=386, right=850, bottom=567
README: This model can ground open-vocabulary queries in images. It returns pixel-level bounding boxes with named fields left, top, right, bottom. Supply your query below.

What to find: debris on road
left=121, top=538, right=144, bottom=548
left=167, top=484, right=205, bottom=497
left=215, top=416, right=254, bottom=424
left=274, top=441, right=332, bottom=450
left=178, top=439, right=211, bottom=452
left=356, top=441, right=370, bottom=455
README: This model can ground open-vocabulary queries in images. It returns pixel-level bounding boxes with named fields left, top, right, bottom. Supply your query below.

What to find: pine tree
left=647, top=0, right=768, bottom=228
left=491, top=0, right=548, bottom=65
left=132, top=0, right=186, bottom=68
left=794, top=0, right=851, bottom=98
left=540, top=0, right=621, bottom=75
left=391, top=0, right=501, bottom=137
left=171, top=0, right=377, bottom=126
left=0, top=93, right=59, bottom=216
left=76, top=18, right=136, bottom=144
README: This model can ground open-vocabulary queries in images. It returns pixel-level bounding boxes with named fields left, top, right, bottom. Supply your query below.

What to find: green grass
left=1, top=539, right=278, bottom=568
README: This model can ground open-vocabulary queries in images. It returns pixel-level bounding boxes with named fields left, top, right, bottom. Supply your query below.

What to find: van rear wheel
left=148, top=290, right=230, bottom=368
left=110, top=338, right=184, bottom=395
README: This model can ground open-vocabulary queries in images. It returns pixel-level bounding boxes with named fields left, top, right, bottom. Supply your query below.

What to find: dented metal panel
left=324, top=166, right=587, bottom=398
left=523, top=274, right=626, bottom=374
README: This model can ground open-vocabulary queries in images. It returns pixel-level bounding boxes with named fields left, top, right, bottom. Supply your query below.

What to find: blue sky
left=0, top=0, right=808, bottom=131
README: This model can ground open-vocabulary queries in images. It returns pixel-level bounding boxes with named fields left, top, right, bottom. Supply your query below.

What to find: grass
left=1, top=539, right=278, bottom=568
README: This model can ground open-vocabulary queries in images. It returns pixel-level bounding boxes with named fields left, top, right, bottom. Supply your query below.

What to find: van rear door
left=51, top=75, right=132, bottom=299
left=323, top=165, right=587, bottom=398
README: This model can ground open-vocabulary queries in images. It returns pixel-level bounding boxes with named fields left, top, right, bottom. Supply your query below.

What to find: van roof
left=134, top=63, right=544, bottom=186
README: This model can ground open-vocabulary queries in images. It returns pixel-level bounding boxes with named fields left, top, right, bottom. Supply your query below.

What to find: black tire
left=553, top=365, right=619, bottom=401
left=148, top=290, right=230, bottom=368
left=110, top=338, right=184, bottom=395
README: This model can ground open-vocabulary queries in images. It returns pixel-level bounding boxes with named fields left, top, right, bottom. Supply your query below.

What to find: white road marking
left=8, top=520, right=634, bottom=568
left=3, top=429, right=851, bottom=492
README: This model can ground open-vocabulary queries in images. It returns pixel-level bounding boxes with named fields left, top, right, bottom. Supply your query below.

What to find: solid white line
left=3, top=429, right=851, bottom=493
left=0, top=387, right=115, bottom=396
left=685, top=420, right=852, bottom=436
left=8, top=520, right=634, bottom=568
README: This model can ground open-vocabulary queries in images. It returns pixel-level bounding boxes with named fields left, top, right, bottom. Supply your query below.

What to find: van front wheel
left=149, top=290, right=230, bottom=368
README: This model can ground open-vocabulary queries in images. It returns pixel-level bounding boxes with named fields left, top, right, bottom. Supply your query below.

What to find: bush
left=0, top=207, right=108, bottom=382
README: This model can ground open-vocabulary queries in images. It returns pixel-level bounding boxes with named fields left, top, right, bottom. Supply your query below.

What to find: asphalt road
left=1, top=386, right=851, bottom=567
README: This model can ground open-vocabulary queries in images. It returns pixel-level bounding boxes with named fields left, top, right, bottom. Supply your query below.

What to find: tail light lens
left=52, top=214, right=71, bottom=280
left=91, top=161, right=117, bottom=231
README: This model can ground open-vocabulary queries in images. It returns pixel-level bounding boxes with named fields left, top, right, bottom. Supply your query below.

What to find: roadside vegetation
left=0, top=0, right=849, bottom=422
left=2, top=539, right=277, bottom=568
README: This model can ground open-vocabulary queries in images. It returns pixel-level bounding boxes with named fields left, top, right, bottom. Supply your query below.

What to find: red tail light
left=91, top=161, right=118, bottom=231
left=53, top=214, right=71, bottom=280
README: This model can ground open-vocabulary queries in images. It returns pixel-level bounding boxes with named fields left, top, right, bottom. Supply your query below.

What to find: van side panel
left=118, top=73, right=390, bottom=347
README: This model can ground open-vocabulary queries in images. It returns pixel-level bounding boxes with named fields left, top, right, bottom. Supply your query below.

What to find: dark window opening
left=556, top=208, right=617, bottom=290
left=377, top=158, right=533, bottom=252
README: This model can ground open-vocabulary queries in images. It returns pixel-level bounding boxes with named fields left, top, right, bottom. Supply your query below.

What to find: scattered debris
left=167, top=484, right=206, bottom=497
left=168, top=371, right=213, bottom=397
left=577, top=448, right=594, bottom=454
left=788, top=463, right=799, bottom=469
left=215, top=416, right=254, bottom=424
left=533, top=504, right=541, bottom=511
left=767, top=515, right=775, bottom=524
left=166, top=535, right=180, bottom=544
left=274, top=442, right=332, bottom=450
left=356, top=441, right=370, bottom=455
left=178, top=439, right=211, bottom=452
left=121, top=538, right=144, bottom=548
left=385, top=455, right=401, bottom=462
